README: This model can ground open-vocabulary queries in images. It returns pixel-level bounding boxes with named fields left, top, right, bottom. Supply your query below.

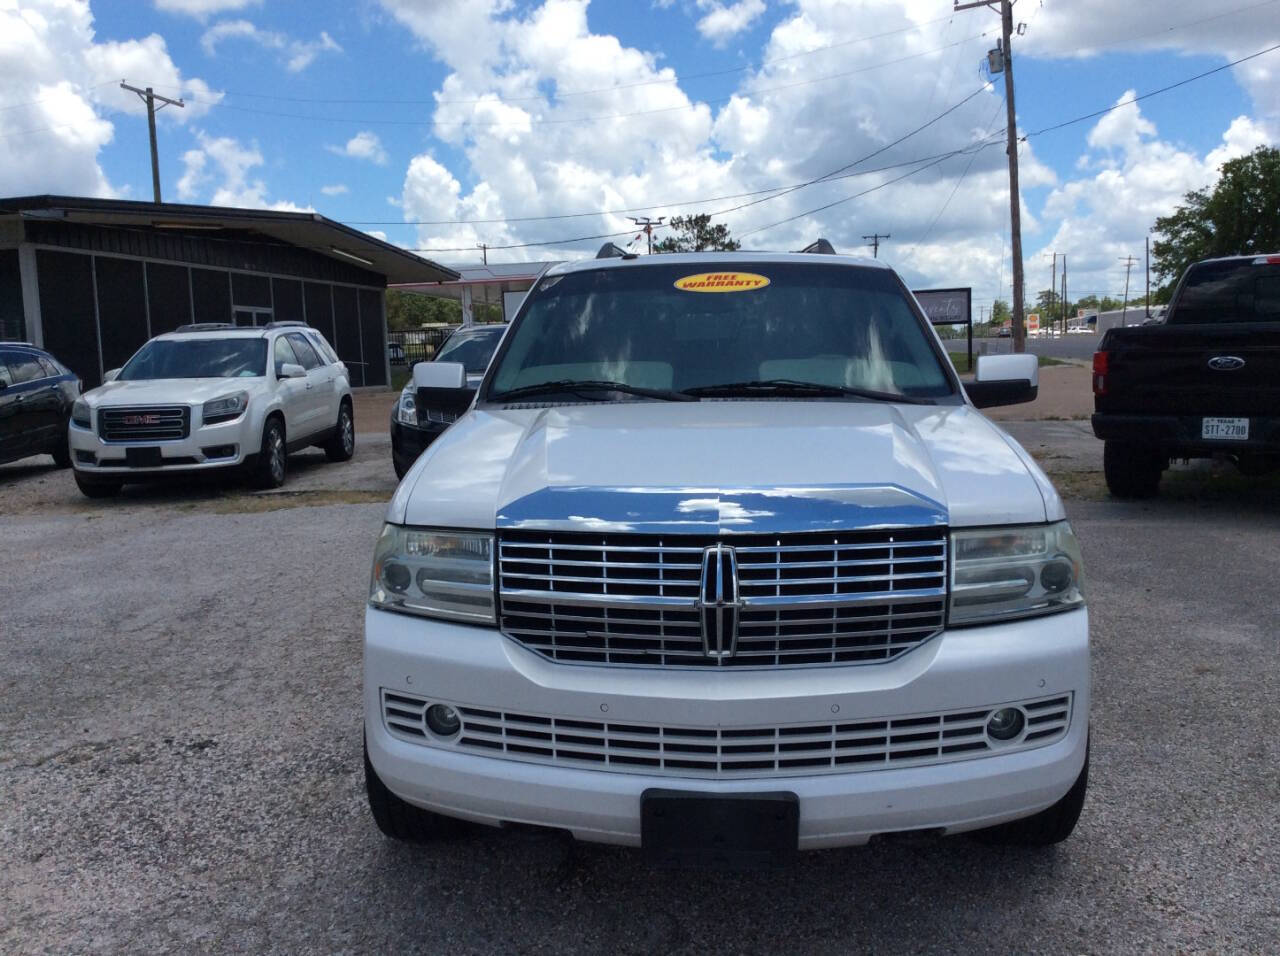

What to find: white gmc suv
left=365, top=248, right=1089, bottom=864
left=69, top=322, right=354, bottom=497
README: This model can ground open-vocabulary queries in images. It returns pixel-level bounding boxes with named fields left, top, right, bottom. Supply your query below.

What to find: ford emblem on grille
left=699, top=543, right=741, bottom=660
left=1207, top=355, right=1245, bottom=371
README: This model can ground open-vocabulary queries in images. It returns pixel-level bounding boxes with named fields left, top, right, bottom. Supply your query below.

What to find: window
left=306, top=332, right=340, bottom=366
left=120, top=338, right=267, bottom=380
left=6, top=353, right=46, bottom=384
left=286, top=333, right=321, bottom=370
left=273, top=335, right=300, bottom=373
left=0, top=352, right=13, bottom=387
left=36, top=356, right=61, bottom=378
left=1172, top=261, right=1280, bottom=324
left=437, top=327, right=506, bottom=374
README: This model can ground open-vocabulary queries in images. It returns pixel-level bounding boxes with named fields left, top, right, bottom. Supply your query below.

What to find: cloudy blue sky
left=2, top=0, right=1277, bottom=307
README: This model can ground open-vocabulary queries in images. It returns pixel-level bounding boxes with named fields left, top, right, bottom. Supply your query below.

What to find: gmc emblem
left=122, top=414, right=161, bottom=425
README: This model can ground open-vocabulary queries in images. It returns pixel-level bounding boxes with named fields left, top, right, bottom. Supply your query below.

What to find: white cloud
left=154, top=0, right=261, bottom=20
left=327, top=130, right=389, bottom=164
left=200, top=20, right=341, bottom=72
left=0, top=0, right=219, bottom=199
left=320, top=183, right=349, bottom=196
left=696, top=0, right=766, bottom=46
left=177, top=130, right=310, bottom=211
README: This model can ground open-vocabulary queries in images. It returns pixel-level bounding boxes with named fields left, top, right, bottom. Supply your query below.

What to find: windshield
left=1170, top=260, right=1280, bottom=324
left=486, top=262, right=953, bottom=400
left=119, top=338, right=267, bottom=380
left=436, top=326, right=506, bottom=374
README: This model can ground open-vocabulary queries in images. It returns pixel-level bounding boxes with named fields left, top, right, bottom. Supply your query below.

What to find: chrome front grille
left=381, top=690, right=1072, bottom=779
left=98, top=405, right=190, bottom=442
left=497, top=529, right=948, bottom=668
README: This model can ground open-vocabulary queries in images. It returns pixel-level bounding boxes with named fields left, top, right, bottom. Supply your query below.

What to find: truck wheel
left=252, top=417, right=287, bottom=489
left=323, top=400, right=355, bottom=462
left=364, top=740, right=463, bottom=843
left=74, top=472, right=122, bottom=498
left=51, top=429, right=72, bottom=468
left=973, top=742, right=1088, bottom=847
left=1103, top=441, right=1164, bottom=499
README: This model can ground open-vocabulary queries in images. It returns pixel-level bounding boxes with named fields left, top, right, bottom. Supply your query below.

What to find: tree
left=386, top=290, right=463, bottom=329
left=1151, top=146, right=1280, bottom=286
left=652, top=214, right=741, bottom=253
left=990, top=299, right=1010, bottom=325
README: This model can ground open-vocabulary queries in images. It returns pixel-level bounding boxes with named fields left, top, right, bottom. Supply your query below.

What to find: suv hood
left=391, top=401, right=1061, bottom=531
left=86, top=378, right=263, bottom=405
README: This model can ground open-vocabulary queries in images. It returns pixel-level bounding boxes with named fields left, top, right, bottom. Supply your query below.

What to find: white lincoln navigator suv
left=365, top=247, right=1089, bottom=863
left=70, top=322, right=354, bottom=497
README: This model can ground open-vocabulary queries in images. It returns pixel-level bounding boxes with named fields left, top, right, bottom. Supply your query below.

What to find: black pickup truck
left=1092, top=253, right=1280, bottom=497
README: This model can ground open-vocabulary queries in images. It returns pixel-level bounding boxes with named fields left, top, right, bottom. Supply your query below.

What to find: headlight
left=394, top=388, right=418, bottom=426
left=949, top=521, right=1085, bottom=625
left=369, top=525, right=494, bottom=624
left=71, top=399, right=91, bottom=429
left=202, top=391, right=248, bottom=425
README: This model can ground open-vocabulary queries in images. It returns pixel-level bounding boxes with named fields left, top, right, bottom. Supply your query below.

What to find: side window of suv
left=0, top=351, right=13, bottom=387
left=306, top=332, right=340, bottom=366
left=7, top=353, right=46, bottom=384
left=273, top=335, right=300, bottom=374
left=286, top=333, right=321, bottom=370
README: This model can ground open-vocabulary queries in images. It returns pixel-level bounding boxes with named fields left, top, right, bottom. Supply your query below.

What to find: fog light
left=425, top=703, right=461, bottom=737
left=986, top=707, right=1025, bottom=741
left=382, top=562, right=410, bottom=593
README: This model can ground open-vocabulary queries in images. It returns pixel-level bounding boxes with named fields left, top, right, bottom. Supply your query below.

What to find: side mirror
left=103, top=368, right=121, bottom=384
left=964, top=354, right=1039, bottom=409
left=412, top=361, right=473, bottom=418
left=279, top=363, right=306, bottom=380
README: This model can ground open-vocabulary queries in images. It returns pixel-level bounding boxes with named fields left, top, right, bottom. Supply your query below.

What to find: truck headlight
left=71, top=399, right=91, bottom=429
left=202, top=391, right=248, bottom=425
left=394, top=388, right=418, bottom=426
left=949, top=521, right=1085, bottom=625
left=370, top=525, right=494, bottom=624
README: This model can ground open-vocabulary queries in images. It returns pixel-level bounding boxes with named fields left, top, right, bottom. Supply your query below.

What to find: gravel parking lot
left=3, top=422, right=1279, bottom=953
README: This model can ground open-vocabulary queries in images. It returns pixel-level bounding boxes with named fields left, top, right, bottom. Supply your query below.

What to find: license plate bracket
left=640, top=789, right=798, bottom=868
left=125, top=446, right=163, bottom=468
left=1201, top=417, right=1249, bottom=440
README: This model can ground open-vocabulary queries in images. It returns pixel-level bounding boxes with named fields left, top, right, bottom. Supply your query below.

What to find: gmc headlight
left=202, top=391, right=248, bottom=425
left=394, top=388, right=418, bottom=426
left=370, top=525, right=494, bottom=624
left=950, top=521, right=1085, bottom=625
left=71, top=399, right=91, bottom=429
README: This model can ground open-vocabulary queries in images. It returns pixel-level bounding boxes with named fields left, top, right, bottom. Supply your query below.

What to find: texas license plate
left=1201, top=417, right=1249, bottom=440
left=641, top=789, right=798, bottom=868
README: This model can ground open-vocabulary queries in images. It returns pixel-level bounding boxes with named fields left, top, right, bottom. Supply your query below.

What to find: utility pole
left=1145, top=234, right=1151, bottom=317
left=956, top=0, right=1026, bottom=353
left=477, top=243, right=488, bottom=265
left=1120, top=255, right=1138, bottom=326
left=862, top=233, right=890, bottom=258
left=629, top=216, right=665, bottom=255
left=1060, top=254, right=1068, bottom=335
left=121, top=82, right=184, bottom=203
left=1047, top=251, right=1057, bottom=334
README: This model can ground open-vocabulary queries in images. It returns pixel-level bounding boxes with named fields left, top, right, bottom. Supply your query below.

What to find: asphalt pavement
left=2, top=423, right=1279, bottom=953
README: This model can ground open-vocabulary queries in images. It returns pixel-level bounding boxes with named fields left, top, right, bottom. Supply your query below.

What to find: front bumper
left=1092, top=412, right=1280, bottom=455
left=364, top=606, right=1090, bottom=849
left=68, top=416, right=250, bottom=475
left=390, top=416, right=449, bottom=472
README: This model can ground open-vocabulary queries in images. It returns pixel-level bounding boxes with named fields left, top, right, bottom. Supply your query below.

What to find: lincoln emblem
left=699, top=542, right=742, bottom=660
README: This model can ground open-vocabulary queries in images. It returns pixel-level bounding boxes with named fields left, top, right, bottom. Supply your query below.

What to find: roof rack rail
left=0, top=340, right=38, bottom=347
left=263, top=320, right=310, bottom=329
left=173, top=323, right=237, bottom=332
left=595, top=242, right=636, bottom=260
left=796, top=238, right=837, bottom=255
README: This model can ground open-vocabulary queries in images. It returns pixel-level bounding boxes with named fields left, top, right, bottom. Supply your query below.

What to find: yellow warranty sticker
left=673, top=271, right=770, bottom=293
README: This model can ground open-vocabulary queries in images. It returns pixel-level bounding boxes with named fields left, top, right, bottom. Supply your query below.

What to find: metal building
left=0, top=196, right=457, bottom=388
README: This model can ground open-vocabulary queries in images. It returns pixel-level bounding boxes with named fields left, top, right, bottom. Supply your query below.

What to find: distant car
left=390, top=324, right=508, bottom=478
left=0, top=342, right=80, bottom=469
left=387, top=341, right=407, bottom=365
left=69, top=322, right=353, bottom=497
left=996, top=327, right=1012, bottom=337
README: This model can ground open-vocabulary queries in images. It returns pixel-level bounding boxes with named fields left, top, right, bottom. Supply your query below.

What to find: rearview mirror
left=413, top=361, right=466, bottom=389
left=412, top=361, right=473, bottom=418
left=964, top=353, right=1039, bottom=408
left=278, top=363, right=306, bottom=379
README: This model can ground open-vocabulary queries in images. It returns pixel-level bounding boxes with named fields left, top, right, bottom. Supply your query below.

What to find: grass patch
left=948, top=352, right=1068, bottom=374
left=209, top=489, right=390, bottom=514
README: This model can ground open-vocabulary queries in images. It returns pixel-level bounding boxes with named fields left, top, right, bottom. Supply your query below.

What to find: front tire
left=51, top=428, right=72, bottom=468
left=74, top=471, right=122, bottom=498
left=324, top=401, right=355, bottom=462
left=1103, top=441, right=1164, bottom=499
left=973, top=743, right=1088, bottom=846
left=364, top=740, right=463, bottom=843
left=252, top=416, right=287, bottom=489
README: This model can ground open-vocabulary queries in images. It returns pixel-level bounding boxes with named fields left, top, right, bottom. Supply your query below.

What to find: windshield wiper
left=682, top=379, right=933, bottom=404
left=490, top=379, right=698, bottom=403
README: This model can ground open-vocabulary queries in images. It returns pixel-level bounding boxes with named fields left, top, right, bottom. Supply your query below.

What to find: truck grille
left=497, top=529, right=948, bottom=668
left=98, top=405, right=190, bottom=442
left=382, top=690, right=1072, bottom=779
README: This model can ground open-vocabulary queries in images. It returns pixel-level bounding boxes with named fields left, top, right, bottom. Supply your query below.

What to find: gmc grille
left=98, top=406, right=190, bottom=442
